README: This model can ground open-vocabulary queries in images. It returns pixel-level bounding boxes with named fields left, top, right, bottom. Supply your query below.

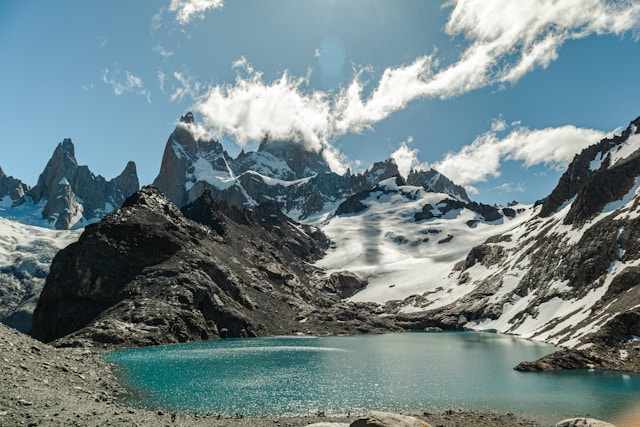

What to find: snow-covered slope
left=315, top=177, right=533, bottom=303
left=0, top=217, right=80, bottom=333
left=379, top=117, right=640, bottom=357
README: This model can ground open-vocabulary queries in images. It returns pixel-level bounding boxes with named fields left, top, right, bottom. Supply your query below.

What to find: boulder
left=350, top=411, right=431, bottom=427
left=324, top=271, right=368, bottom=298
left=556, top=418, right=615, bottom=427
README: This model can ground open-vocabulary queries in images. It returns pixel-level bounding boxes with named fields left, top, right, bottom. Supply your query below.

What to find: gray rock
left=556, top=417, right=615, bottom=427
left=350, top=411, right=432, bottom=427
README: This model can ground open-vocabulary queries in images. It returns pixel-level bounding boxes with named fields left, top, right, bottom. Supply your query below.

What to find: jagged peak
left=180, top=111, right=195, bottom=124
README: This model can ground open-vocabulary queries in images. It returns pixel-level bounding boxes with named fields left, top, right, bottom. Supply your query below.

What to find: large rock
left=350, top=411, right=431, bottom=427
left=556, top=418, right=615, bottom=427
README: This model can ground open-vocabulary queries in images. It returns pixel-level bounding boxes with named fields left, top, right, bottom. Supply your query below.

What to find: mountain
left=0, top=138, right=139, bottom=229
left=389, top=116, right=640, bottom=371
left=30, top=187, right=398, bottom=348
left=152, top=112, right=469, bottom=220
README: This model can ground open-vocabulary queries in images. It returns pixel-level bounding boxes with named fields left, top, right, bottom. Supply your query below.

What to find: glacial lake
left=105, top=332, right=640, bottom=421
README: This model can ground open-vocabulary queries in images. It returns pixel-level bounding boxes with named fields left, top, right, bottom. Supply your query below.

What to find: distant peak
left=58, top=138, right=75, bottom=158
left=180, top=111, right=195, bottom=124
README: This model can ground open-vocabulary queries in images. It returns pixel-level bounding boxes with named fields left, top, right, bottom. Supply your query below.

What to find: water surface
left=105, top=332, right=640, bottom=420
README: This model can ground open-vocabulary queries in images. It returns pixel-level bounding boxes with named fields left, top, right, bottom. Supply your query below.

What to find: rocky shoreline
left=4, top=323, right=640, bottom=427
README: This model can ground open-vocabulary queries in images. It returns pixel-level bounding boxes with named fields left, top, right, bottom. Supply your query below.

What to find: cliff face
left=31, top=187, right=397, bottom=348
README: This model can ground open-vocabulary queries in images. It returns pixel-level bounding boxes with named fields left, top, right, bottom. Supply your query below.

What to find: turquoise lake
left=105, top=332, right=640, bottom=421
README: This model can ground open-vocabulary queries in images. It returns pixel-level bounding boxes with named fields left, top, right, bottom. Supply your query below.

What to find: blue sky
left=1, top=0, right=639, bottom=205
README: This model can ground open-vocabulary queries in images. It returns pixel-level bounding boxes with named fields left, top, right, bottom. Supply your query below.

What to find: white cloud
left=433, top=122, right=607, bottom=188
left=169, top=0, right=223, bottom=25
left=437, top=0, right=640, bottom=94
left=101, top=68, right=151, bottom=103
left=194, top=66, right=332, bottom=152
left=183, top=1, right=639, bottom=174
left=390, top=137, right=429, bottom=178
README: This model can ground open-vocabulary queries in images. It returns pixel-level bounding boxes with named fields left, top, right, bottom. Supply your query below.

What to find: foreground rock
left=350, top=411, right=431, bottom=426
left=555, top=418, right=615, bottom=427
left=30, top=187, right=399, bottom=348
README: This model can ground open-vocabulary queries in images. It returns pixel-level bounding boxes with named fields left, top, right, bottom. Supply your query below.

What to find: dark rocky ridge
left=540, top=116, right=640, bottom=223
left=31, top=187, right=399, bottom=348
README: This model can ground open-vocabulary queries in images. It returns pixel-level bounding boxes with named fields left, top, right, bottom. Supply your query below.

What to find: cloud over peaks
left=433, top=122, right=607, bottom=190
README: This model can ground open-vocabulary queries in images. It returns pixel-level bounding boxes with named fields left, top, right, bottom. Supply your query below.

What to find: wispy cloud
left=101, top=68, right=151, bottom=103
left=169, top=0, right=224, bottom=25
left=432, top=121, right=607, bottom=192
left=170, top=71, right=204, bottom=103
left=152, top=45, right=175, bottom=58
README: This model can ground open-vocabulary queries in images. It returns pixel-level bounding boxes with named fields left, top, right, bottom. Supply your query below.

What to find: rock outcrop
left=0, top=165, right=29, bottom=206
left=30, top=187, right=399, bottom=348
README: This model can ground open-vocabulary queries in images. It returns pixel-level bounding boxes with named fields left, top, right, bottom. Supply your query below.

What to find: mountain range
left=1, top=112, right=639, bottom=372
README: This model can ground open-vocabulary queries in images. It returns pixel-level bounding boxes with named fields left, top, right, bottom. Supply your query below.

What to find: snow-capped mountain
left=0, top=139, right=139, bottom=229
left=0, top=217, right=80, bottom=333
left=152, top=112, right=470, bottom=221
left=378, top=116, right=640, bottom=370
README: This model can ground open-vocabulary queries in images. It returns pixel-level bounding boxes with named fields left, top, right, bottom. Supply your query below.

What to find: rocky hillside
left=0, top=139, right=139, bottom=229
left=30, top=187, right=398, bottom=348
left=391, top=117, right=640, bottom=372
left=152, top=112, right=469, bottom=220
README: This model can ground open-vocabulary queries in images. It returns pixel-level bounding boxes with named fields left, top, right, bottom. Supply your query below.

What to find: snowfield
left=314, top=178, right=535, bottom=304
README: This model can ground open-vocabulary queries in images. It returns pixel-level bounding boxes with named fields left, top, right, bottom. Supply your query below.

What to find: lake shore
left=0, top=323, right=632, bottom=427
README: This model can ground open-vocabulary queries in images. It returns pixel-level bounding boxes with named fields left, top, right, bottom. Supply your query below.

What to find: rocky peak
left=180, top=111, right=195, bottom=124
left=153, top=116, right=229, bottom=207
left=365, top=158, right=400, bottom=185
left=30, top=139, right=78, bottom=205
left=540, top=116, right=640, bottom=221
left=27, top=138, right=139, bottom=229
left=257, top=138, right=331, bottom=179
left=406, top=168, right=470, bottom=202
left=0, top=165, right=29, bottom=206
